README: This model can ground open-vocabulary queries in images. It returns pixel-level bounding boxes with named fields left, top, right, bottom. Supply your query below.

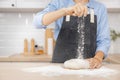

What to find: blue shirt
left=33, top=0, right=111, bottom=58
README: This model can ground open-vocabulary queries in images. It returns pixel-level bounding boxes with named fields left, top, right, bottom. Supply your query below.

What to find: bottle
left=30, top=38, right=35, bottom=55
left=45, top=28, right=54, bottom=54
left=35, top=45, right=44, bottom=55
left=24, top=38, right=28, bottom=56
left=47, top=38, right=53, bottom=55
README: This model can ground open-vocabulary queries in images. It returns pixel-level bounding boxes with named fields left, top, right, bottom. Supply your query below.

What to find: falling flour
left=22, top=65, right=118, bottom=77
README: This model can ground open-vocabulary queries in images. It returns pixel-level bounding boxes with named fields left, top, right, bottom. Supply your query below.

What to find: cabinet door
left=17, top=0, right=51, bottom=8
left=0, top=0, right=16, bottom=8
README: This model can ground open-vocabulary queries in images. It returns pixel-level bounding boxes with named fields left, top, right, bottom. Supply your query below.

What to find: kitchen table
left=0, top=62, right=120, bottom=80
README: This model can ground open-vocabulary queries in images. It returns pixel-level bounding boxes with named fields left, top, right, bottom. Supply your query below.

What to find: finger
left=77, top=6, right=81, bottom=13
left=92, top=58, right=102, bottom=69
left=72, top=13, right=77, bottom=16
left=65, top=7, right=74, bottom=15
left=90, top=61, right=96, bottom=69
left=77, top=7, right=81, bottom=17
left=94, top=58, right=102, bottom=66
left=79, top=6, right=84, bottom=17
left=72, top=6, right=77, bottom=16
left=90, top=58, right=99, bottom=69
left=84, top=6, right=88, bottom=17
left=68, top=7, right=74, bottom=15
left=96, top=63, right=102, bottom=69
left=74, top=7, right=78, bottom=16
left=89, top=59, right=94, bottom=69
left=90, top=64, right=95, bottom=69
left=93, top=63, right=99, bottom=69
left=92, top=58, right=99, bottom=68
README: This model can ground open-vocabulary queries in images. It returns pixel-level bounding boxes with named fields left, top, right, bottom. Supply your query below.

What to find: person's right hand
left=65, top=3, right=88, bottom=17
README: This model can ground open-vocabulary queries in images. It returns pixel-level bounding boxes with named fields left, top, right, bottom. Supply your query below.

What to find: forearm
left=42, top=8, right=67, bottom=26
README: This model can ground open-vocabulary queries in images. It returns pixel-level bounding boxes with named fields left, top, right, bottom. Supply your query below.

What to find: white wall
left=108, top=12, right=120, bottom=54
left=0, top=12, right=55, bottom=56
left=0, top=12, right=46, bottom=56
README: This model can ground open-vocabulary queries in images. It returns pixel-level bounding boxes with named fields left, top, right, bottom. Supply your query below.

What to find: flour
left=22, top=65, right=118, bottom=77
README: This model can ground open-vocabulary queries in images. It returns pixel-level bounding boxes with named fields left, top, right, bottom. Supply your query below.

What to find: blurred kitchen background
left=0, top=0, right=120, bottom=57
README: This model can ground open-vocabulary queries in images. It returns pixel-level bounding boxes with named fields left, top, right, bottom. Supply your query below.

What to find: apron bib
left=52, top=14, right=97, bottom=63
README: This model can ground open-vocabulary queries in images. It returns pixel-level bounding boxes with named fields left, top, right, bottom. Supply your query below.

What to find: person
left=33, top=0, right=110, bottom=69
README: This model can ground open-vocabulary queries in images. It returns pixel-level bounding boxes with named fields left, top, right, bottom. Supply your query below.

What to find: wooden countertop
left=0, top=54, right=52, bottom=62
left=0, top=62, right=120, bottom=80
left=0, top=54, right=120, bottom=64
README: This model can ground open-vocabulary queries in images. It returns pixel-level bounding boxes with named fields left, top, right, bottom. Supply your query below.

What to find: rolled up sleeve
left=96, top=6, right=111, bottom=58
left=33, top=0, right=59, bottom=29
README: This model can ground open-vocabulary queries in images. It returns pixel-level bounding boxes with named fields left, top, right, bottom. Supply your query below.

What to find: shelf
left=0, top=54, right=52, bottom=62
left=108, top=8, right=120, bottom=13
left=0, top=8, right=43, bottom=12
left=0, top=7, right=120, bottom=13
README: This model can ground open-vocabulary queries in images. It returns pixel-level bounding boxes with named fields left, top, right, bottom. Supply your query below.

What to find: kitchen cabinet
left=0, top=0, right=17, bottom=8
left=0, top=0, right=51, bottom=10
left=0, top=0, right=120, bottom=9
left=0, top=0, right=119, bottom=12
left=17, top=0, right=51, bottom=9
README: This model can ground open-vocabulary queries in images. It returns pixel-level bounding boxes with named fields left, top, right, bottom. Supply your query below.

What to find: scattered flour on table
left=22, top=65, right=118, bottom=77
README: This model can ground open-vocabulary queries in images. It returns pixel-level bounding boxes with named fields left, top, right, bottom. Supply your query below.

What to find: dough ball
left=64, top=59, right=90, bottom=69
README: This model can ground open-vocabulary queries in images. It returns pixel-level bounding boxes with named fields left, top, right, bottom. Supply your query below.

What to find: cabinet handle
left=11, top=4, right=15, bottom=7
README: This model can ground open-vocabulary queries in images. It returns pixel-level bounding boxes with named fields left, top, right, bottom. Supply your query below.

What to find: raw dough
left=64, top=59, right=90, bottom=69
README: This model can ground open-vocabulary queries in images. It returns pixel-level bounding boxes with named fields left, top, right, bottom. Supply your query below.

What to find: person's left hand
left=87, top=57, right=102, bottom=69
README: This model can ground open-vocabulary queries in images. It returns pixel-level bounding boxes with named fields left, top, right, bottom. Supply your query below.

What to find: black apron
left=52, top=14, right=97, bottom=63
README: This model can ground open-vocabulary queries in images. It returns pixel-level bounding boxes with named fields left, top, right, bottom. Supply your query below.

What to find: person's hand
left=65, top=3, right=88, bottom=17
left=87, top=57, right=103, bottom=69
left=86, top=51, right=104, bottom=69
